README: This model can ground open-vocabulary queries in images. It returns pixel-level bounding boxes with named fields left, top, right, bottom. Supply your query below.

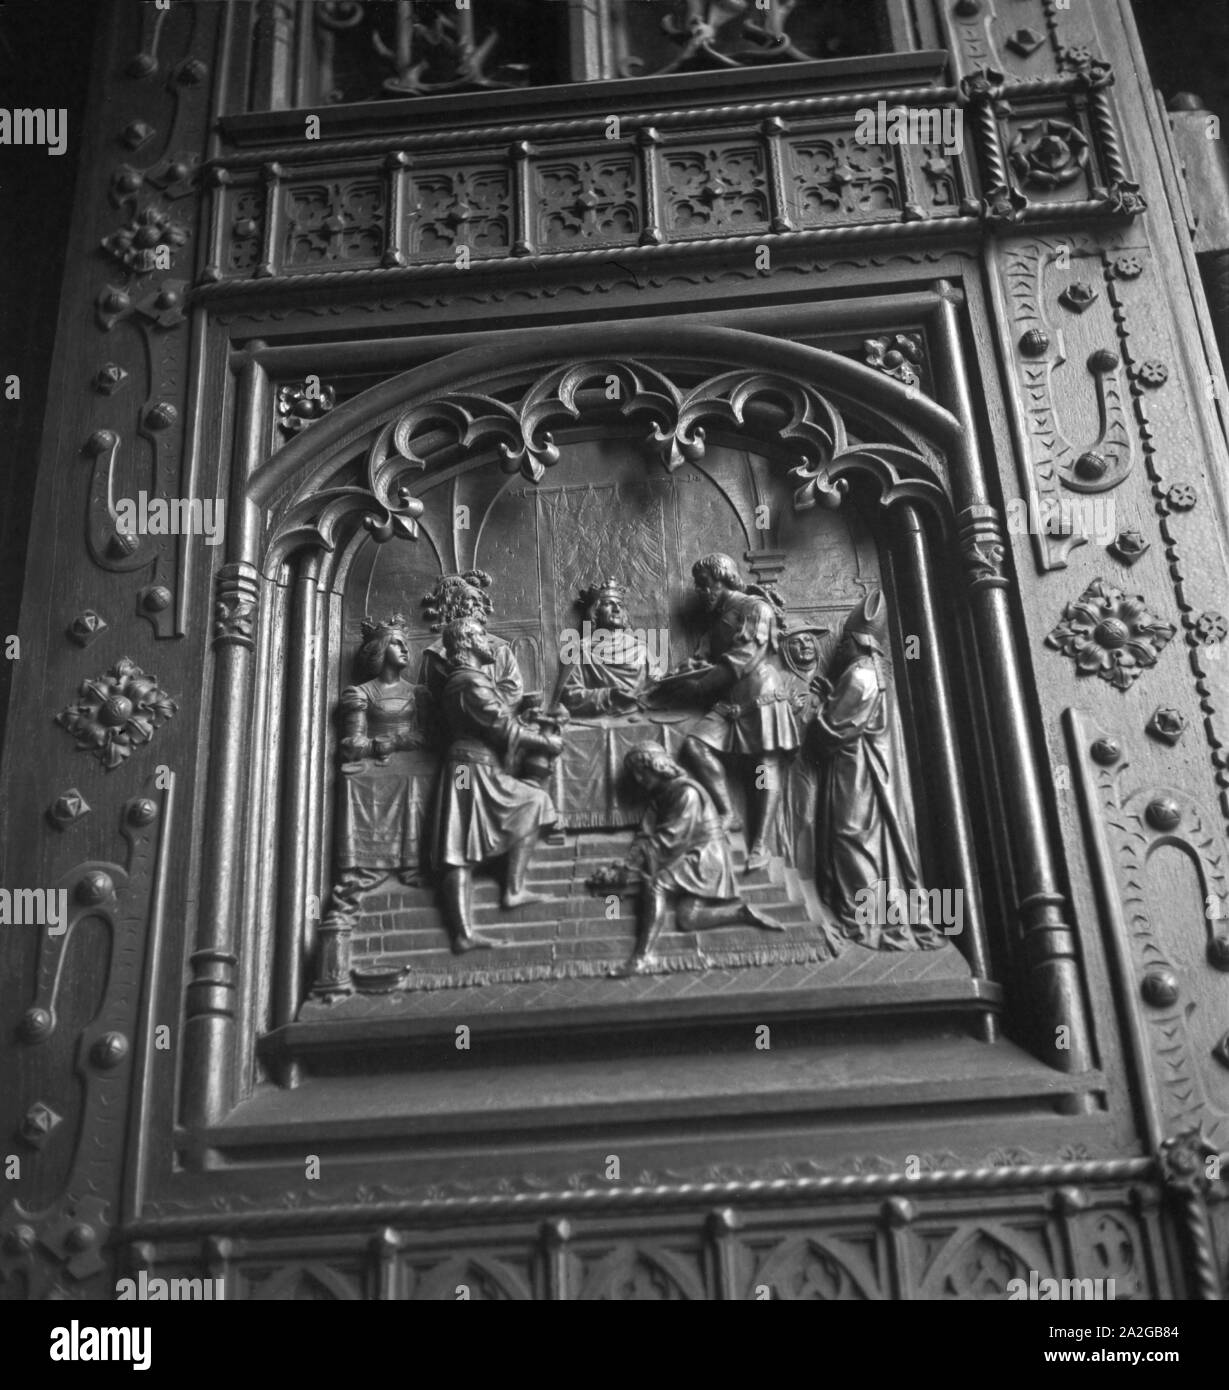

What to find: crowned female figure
left=318, top=615, right=438, bottom=985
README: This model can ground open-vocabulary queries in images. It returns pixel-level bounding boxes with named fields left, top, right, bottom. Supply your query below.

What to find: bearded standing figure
left=811, top=589, right=943, bottom=951
left=434, top=616, right=561, bottom=952
left=418, top=569, right=524, bottom=708
left=666, top=553, right=799, bottom=873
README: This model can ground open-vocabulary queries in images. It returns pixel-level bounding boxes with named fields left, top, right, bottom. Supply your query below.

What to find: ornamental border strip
left=194, top=204, right=1139, bottom=304
left=198, top=62, right=1140, bottom=298
left=123, top=1158, right=1156, bottom=1237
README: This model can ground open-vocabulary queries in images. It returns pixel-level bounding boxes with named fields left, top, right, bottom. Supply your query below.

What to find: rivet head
left=76, top=870, right=114, bottom=906
left=1145, top=796, right=1181, bottom=831
left=1109, top=528, right=1149, bottom=565
left=22, top=1102, right=62, bottom=1143
left=102, top=290, right=132, bottom=314
left=1141, top=969, right=1179, bottom=1007
left=144, top=402, right=178, bottom=431
left=65, top=1223, right=96, bottom=1253
left=1147, top=707, right=1187, bottom=745
left=1061, top=282, right=1099, bottom=312
left=121, top=121, right=154, bottom=150
left=155, top=287, right=182, bottom=310
left=125, top=53, right=157, bottom=78
left=18, top=1006, right=53, bottom=1042
left=90, top=1031, right=129, bottom=1069
left=1090, top=736, right=1121, bottom=765
left=128, top=798, right=159, bottom=827
left=1207, top=935, right=1229, bottom=971
left=1074, top=450, right=1110, bottom=481
left=5, top=1224, right=37, bottom=1254
left=108, top=530, right=140, bottom=559
left=47, top=789, right=91, bottom=829
left=85, top=430, right=117, bottom=456
left=1019, top=327, right=1051, bottom=356
left=93, top=364, right=128, bottom=395
left=141, top=586, right=173, bottom=614
left=1087, top=348, right=1119, bottom=373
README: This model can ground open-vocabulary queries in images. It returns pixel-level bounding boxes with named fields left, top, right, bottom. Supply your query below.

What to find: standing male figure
left=434, top=616, right=562, bottom=952
left=419, top=569, right=524, bottom=708
left=665, top=553, right=799, bottom=873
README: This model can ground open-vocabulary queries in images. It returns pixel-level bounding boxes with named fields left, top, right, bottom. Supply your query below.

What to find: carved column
left=893, top=502, right=993, bottom=1014
left=250, top=1, right=298, bottom=111
left=933, top=284, right=1096, bottom=1085
left=284, top=553, right=331, bottom=1009
left=182, top=354, right=267, bottom=1135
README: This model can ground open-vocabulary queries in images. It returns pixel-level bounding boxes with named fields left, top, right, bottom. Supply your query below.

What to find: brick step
left=356, top=853, right=788, bottom=911
left=533, top=838, right=634, bottom=863
left=363, top=883, right=807, bottom=935
left=372, top=868, right=795, bottom=918
left=354, top=900, right=815, bottom=957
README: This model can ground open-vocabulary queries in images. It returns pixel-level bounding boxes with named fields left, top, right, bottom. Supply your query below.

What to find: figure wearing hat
left=418, top=570, right=524, bottom=709
left=559, top=578, right=663, bottom=718
left=811, top=589, right=943, bottom=950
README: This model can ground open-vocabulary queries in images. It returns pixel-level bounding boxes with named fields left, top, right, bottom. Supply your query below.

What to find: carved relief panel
left=9, top=0, right=1229, bottom=1309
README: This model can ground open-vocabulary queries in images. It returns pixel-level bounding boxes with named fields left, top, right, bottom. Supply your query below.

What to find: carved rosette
left=863, top=335, right=923, bottom=387
left=1008, top=119, right=1089, bottom=191
left=277, top=379, right=337, bottom=436
left=56, top=658, right=178, bottom=769
left=1046, top=579, right=1175, bottom=690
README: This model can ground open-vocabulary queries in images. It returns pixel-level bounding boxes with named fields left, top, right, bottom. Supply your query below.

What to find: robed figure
left=433, top=616, right=561, bottom=952
left=326, top=615, right=435, bottom=911
left=811, top=590, right=943, bottom=951
left=592, top=744, right=785, bottom=975
left=559, top=578, right=663, bottom=717
left=418, top=569, right=524, bottom=709
left=660, top=554, right=800, bottom=873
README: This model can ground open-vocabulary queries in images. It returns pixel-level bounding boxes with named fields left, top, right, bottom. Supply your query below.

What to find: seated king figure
left=559, top=578, right=664, bottom=717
